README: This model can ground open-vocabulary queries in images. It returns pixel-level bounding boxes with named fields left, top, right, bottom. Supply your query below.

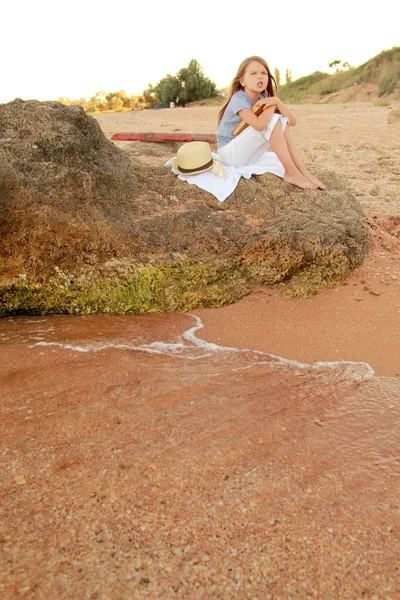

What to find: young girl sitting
left=217, top=56, right=326, bottom=190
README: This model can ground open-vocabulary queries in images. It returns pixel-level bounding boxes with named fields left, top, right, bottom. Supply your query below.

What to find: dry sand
left=94, top=103, right=400, bottom=378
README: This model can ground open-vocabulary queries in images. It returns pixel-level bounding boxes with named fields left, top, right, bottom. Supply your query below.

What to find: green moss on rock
left=0, top=261, right=250, bottom=316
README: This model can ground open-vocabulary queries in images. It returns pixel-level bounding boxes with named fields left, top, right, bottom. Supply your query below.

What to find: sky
left=1, top=0, right=398, bottom=104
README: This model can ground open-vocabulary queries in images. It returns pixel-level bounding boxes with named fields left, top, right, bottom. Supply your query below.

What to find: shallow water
left=1, top=313, right=399, bottom=599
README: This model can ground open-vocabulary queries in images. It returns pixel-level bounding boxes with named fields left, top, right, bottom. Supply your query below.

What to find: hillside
left=279, top=46, right=400, bottom=104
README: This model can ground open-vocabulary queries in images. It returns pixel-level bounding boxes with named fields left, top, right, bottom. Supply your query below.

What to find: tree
left=274, top=68, right=281, bottom=87
left=329, top=59, right=351, bottom=73
left=88, top=91, right=108, bottom=112
left=154, top=74, right=183, bottom=105
left=329, top=59, right=342, bottom=70
left=150, top=59, right=218, bottom=106
left=176, top=59, right=217, bottom=104
left=285, top=69, right=292, bottom=84
left=139, top=84, right=158, bottom=108
left=105, top=91, right=131, bottom=111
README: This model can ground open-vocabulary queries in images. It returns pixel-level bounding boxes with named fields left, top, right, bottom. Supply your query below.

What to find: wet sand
left=1, top=314, right=399, bottom=599
left=196, top=250, right=400, bottom=378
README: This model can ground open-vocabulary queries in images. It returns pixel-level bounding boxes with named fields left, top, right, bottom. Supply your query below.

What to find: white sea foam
left=311, top=360, right=375, bottom=380
left=30, top=313, right=375, bottom=383
left=23, top=319, right=49, bottom=323
left=184, top=315, right=374, bottom=379
left=35, top=341, right=93, bottom=353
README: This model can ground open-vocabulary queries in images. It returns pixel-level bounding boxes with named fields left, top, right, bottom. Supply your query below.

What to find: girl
left=217, top=56, right=326, bottom=190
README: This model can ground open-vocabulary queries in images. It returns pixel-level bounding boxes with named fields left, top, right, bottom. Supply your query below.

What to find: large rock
left=0, top=99, right=136, bottom=269
left=0, top=99, right=370, bottom=314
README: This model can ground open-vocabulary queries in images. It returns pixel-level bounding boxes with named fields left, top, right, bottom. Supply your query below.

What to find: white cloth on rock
left=165, top=151, right=284, bottom=203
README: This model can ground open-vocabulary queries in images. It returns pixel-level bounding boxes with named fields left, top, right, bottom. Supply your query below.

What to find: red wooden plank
left=111, top=132, right=216, bottom=143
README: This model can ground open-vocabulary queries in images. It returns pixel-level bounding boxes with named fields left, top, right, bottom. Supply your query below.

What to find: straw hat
left=172, top=142, right=214, bottom=176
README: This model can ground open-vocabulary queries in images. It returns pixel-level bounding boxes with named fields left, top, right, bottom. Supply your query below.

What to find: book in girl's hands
left=232, top=104, right=265, bottom=136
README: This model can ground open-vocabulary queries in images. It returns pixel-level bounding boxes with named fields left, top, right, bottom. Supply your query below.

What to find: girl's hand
left=255, top=96, right=281, bottom=109
left=257, top=97, right=296, bottom=126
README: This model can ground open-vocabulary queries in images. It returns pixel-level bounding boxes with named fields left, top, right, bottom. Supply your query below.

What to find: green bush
left=279, top=71, right=328, bottom=101
left=377, top=66, right=400, bottom=96
left=318, top=84, right=340, bottom=96
left=355, top=47, right=400, bottom=84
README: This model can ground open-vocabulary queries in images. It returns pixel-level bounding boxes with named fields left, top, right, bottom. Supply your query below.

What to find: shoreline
left=195, top=249, right=400, bottom=379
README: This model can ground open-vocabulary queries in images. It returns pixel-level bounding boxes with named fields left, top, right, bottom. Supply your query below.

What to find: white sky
left=1, top=0, right=398, bottom=103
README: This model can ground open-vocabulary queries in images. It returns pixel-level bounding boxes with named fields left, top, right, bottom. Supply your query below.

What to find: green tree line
left=59, top=59, right=219, bottom=113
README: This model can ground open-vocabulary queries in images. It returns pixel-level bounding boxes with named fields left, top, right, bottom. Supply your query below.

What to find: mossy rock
left=0, top=100, right=371, bottom=315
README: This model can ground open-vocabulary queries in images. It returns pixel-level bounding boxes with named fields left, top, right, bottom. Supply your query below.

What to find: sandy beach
left=94, top=103, right=400, bottom=377
left=1, top=101, right=399, bottom=599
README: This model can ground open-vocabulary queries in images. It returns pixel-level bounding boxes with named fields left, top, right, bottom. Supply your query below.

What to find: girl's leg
left=218, top=126, right=269, bottom=168
left=219, top=106, right=278, bottom=167
left=269, top=121, right=317, bottom=190
left=283, top=126, right=326, bottom=189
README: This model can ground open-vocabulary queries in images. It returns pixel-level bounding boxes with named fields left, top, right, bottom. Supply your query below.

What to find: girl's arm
left=255, top=97, right=297, bottom=126
left=237, top=105, right=277, bottom=132
left=237, top=97, right=296, bottom=132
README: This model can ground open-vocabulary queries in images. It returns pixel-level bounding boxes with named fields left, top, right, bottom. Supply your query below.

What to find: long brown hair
left=217, top=56, right=277, bottom=124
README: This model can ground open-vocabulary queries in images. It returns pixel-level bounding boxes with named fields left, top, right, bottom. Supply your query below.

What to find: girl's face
left=240, top=60, right=269, bottom=95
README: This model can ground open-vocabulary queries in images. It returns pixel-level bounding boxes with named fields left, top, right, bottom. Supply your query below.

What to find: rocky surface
left=0, top=100, right=371, bottom=313
left=0, top=99, right=135, bottom=276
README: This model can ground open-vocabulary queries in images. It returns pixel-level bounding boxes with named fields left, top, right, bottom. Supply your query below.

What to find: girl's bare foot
left=284, top=172, right=317, bottom=190
left=301, top=170, right=327, bottom=190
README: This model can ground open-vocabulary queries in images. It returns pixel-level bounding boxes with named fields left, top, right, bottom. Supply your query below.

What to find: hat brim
left=172, top=157, right=214, bottom=176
